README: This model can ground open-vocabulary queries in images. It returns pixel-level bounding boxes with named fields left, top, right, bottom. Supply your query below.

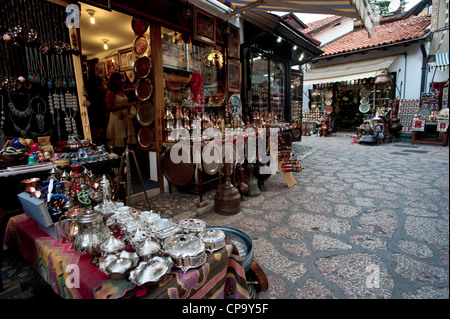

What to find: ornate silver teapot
left=63, top=209, right=110, bottom=255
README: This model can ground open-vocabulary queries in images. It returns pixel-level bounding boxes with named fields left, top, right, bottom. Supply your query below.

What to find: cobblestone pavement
left=2, top=135, right=449, bottom=299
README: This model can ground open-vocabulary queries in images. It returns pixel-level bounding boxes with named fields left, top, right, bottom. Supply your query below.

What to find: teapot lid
left=77, top=209, right=103, bottom=223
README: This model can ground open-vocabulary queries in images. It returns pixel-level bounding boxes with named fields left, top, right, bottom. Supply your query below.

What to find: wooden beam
left=150, top=23, right=165, bottom=192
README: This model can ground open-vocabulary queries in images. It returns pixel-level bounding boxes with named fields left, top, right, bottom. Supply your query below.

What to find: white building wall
left=311, top=18, right=354, bottom=46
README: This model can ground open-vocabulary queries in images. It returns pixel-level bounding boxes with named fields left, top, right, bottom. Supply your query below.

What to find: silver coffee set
left=67, top=199, right=226, bottom=286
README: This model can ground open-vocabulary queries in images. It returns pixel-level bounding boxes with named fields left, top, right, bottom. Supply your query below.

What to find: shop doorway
left=78, top=3, right=158, bottom=197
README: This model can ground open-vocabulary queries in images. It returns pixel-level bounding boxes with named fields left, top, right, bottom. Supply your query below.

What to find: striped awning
left=436, top=52, right=449, bottom=71
left=216, top=0, right=374, bottom=36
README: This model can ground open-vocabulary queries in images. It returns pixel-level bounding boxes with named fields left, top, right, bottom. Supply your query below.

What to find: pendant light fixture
left=102, top=39, right=109, bottom=50
left=87, top=9, right=96, bottom=24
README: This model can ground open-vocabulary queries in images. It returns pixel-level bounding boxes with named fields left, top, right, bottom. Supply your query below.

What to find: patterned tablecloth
left=4, top=214, right=249, bottom=299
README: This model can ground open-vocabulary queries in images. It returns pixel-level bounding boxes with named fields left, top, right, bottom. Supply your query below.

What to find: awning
left=436, top=52, right=449, bottom=71
left=303, top=55, right=399, bottom=85
left=215, top=0, right=374, bottom=36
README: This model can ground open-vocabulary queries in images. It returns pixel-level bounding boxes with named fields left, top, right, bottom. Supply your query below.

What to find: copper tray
left=134, top=56, right=151, bottom=78
left=136, top=101, right=154, bottom=126
left=131, top=17, right=149, bottom=36
left=161, top=148, right=194, bottom=187
left=135, top=79, right=153, bottom=101
left=137, top=127, right=154, bottom=148
left=324, top=104, right=333, bottom=114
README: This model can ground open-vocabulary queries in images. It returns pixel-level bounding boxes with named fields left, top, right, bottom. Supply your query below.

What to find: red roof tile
left=303, top=16, right=344, bottom=34
left=320, top=15, right=431, bottom=57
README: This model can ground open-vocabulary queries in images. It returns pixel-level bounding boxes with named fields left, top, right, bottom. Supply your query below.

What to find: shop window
left=248, top=55, right=286, bottom=122
left=162, top=27, right=226, bottom=142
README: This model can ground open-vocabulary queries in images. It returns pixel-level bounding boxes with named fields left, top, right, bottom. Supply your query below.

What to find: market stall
left=4, top=212, right=250, bottom=299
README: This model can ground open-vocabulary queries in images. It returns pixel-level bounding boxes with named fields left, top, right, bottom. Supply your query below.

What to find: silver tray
left=129, top=256, right=173, bottom=286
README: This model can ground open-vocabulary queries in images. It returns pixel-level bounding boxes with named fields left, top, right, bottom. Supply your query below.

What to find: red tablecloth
left=4, top=214, right=249, bottom=299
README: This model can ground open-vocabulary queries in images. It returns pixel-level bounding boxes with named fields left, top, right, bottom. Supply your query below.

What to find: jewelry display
left=30, top=95, right=47, bottom=132
left=0, top=95, right=5, bottom=145
left=8, top=92, right=31, bottom=118
left=9, top=113, right=32, bottom=138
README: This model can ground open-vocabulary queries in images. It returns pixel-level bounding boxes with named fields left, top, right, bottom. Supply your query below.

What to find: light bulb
left=90, top=16, right=95, bottom=24
left=103, top=43, right=108, bottom=50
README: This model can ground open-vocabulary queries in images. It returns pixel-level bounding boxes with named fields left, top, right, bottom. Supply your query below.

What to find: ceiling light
left=293, top=45, right=297, bottom=50
left=87, top=9, right=96, bottom=24
left=277, top=37, right=282, bottom=43
left=102, top=39, right=109, bottom=50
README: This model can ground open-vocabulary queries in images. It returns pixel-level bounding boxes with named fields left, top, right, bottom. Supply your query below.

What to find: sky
left=275, top=0, right=423, bottom=23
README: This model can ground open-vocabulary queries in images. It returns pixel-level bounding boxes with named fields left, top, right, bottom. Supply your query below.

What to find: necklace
left=1, top=95, right=5, bottom=129
left=30, top=95, right=47, bottom=132
left=9, top=113, right=32, bottom=138
left=0, top=95, right=5, bottom=146
left=8, top=93, right=31, bottom=117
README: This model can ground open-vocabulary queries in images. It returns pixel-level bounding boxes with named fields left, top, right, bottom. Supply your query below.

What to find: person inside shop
left=105, top=72, right=136, bottom=154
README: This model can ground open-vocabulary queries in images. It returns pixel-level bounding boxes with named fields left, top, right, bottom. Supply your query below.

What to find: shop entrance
left=306, top=76, right=395, bottom=133
left=79, top=3, right=158, bottom=197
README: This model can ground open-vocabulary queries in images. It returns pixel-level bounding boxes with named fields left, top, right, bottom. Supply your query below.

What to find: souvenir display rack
left=0, top=0, right=81, bottom=144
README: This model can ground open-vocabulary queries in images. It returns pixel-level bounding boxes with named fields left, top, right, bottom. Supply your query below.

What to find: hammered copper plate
left=161, top=149, right=194, bottom=186
left=136, top=101, right=154, bottom=126
left=134, top=56, right=151, bottom=78
left=135, top=79, right=153, bottom=101
left=131, top=17, right=149, bottom=36
left=324, top=104, right=333, bottom=114
left=137, top=127, right=154, bottom=148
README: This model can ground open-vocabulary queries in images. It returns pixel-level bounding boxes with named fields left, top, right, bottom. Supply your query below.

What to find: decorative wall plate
left=135, top=79, right=153, bottom=101
left=417, top=107, right=431, bottom=118
left=136, top=101, right=154, bottom=126
left=137, top=127, right=154, bottom=148
left=134, top=56, right=151, bottom=78
left=359, top=103, right=370, bottom=113
left=131, top=17, right=149, bottom=36
left=133, top=35, right=149, bottom=57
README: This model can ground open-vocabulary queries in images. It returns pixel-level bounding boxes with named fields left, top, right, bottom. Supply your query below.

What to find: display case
left=247, top=54, right=287, bottom=122
left=161, top=27, right=227, bottom=143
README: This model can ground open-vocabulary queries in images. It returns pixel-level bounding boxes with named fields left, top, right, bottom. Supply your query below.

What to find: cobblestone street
left=2, top=135, right=449, bottom=299
left=200, top=136, right=449, bottom=299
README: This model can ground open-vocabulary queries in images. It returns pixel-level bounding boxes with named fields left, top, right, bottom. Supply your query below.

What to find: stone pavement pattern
left=199, top=136, right=449, bottom=299
left=2, top=136, right=449, bottom=299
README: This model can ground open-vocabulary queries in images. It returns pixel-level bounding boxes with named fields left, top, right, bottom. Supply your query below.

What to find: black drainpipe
left=420, top=38, right=429, bottom=93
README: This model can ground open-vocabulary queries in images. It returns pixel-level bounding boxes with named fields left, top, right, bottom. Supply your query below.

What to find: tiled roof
left=303, top=16, right=344, bottom=35
left=320, top=15, right=431, bottom=57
